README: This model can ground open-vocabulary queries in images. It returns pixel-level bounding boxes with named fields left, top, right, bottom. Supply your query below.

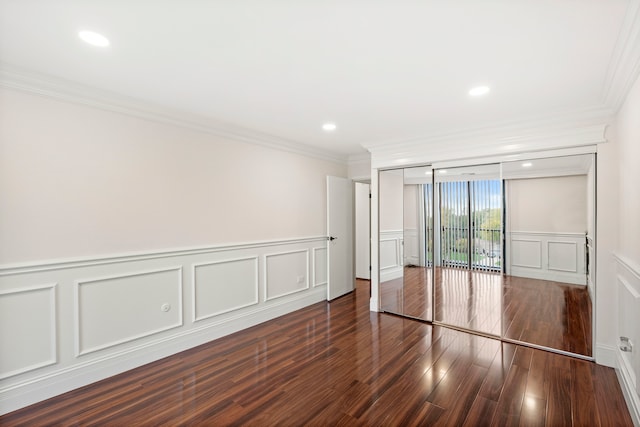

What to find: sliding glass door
left=437, top=166, right=502, bottom=272
left=434, top=164, right=503, bottom=336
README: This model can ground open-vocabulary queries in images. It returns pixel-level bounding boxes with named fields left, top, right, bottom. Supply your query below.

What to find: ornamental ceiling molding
left=0, top=64, right=347, bottom=165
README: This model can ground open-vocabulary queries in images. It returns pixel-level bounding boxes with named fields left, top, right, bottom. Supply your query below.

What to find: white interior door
left=327, top=176, right=354, bottom=301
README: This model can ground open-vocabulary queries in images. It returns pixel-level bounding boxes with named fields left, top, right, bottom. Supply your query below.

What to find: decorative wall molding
left=614, top=253, right=640, bottom=419
left=0, top=237, right=327, bottom=415
left=510, top=239, right=543, bottom=269
left=74, top=267, right=184, bottom=357
left=616, top=352, right=640, bottom=427
left=547, top=241, right=578, bottom=272
left=0, top=65, right=347, bottom=165
left=312, top=247, right=328, bottom=287
left=0, top=236, right=327, bottom=276
left=507, top=231, right=586, bottom=285
left=365, top=119, right=610, bottom=169
left=379, top=230, right=403, bottom=282
left=0, top=284, right=57, bottom=380
left=403, top=228, right=420, bottom=266
left=602, top=0, right=640, bottom=113
left=264, top=249, right=310, bottom=301
left=192, top=256, right=259, bottom=322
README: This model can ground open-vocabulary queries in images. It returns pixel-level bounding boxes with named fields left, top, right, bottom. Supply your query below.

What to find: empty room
left=1, top=1, right=639, bottom=425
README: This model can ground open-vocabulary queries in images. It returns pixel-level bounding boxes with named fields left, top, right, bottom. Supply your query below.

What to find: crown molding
left=0, top=64, right=347, bottom=165
left=602, top=0, right=640, bottom=112
left=363, top=113, right=610, bottom=169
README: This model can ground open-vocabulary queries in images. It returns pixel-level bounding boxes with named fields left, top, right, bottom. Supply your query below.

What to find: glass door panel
left=403, top=166, right=433, bottom=320
left=433, top=164, right=502, bottom=336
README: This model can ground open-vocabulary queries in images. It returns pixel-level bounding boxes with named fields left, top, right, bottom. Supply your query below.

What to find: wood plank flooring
left=381, top=267, right=592, bottom=356
left=1, top=280, right=630, bottom=426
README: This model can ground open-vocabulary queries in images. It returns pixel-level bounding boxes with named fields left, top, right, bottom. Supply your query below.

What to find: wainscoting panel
left=193, top=257, right=259, bottom=322
left=0, top=284, right=56, bottom=380
left=548, top=241, right=578, bottom=272
left=380, top=230, right=403, bottom=282
left=75, top=267, right=183, bottom=356
left=508, top=231, right=586, bottom=285
left=403, top=228, right=419, bottom=266
left=0, top=236, right=327, bottom=415
left=313, top=247, right=327, bottom=287
left=265, top=249, right=309, bottom=301
left=511, top=239, right=542, bottom=269
left=614, top=254, right=640, bottom=425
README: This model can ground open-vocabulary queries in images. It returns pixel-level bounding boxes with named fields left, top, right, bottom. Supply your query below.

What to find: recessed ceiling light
left=469, top=86, right=490, bottom=97
left=322, top=122, right=336, bottom=132
left=439, top=170, right=448, bottom=174
left=78, top=30, right=110, bottom=47
left=522, top=162, right=533, bottom=168
left=425, top=171, right=432, bottom=175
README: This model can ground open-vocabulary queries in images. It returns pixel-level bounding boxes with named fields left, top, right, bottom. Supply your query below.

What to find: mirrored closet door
left=378, top=153, right=595, bottom=358
left=379, top=167, right=433, bottom=321
left=501, top=154, right=594, bottom=356
left=433, top=164, right=503, bottom=337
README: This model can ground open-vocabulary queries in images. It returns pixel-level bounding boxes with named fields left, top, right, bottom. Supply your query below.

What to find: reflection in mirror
left=379, top=169, right=405, bottom=315
left=501, top=154, right=594, bottom=356
left=403, top=166, right=433, bottom=320
left=433, top=164, right=502, bottom=336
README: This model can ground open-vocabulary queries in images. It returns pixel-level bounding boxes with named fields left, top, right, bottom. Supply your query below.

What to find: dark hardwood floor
left=381, top=267, right=592, bottom=356
left=1, top=279, right=629, bottom=426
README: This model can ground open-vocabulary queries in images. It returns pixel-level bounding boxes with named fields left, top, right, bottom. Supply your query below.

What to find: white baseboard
left=0, top=287, right=325, bottom=415
left=510, top=266, right=587, bottom=285
left=380, top=267, right=403, bottom=283
left=0, top=237, right=329, bottom=415
left=616, top=350, right=640, bottom=427
left=596, top=343, right=617, bottom=368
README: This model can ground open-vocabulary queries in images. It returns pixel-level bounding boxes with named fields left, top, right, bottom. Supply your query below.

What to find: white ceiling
left=1, top=1, right=638, bottom=159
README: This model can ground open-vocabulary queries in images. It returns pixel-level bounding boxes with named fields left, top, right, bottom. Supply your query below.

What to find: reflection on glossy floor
left=381, top=267, right=592, bottom=355
left=1, top=280, right=624, bottom=426
left=502, top=275, right=592, bottom=355
left=380, top=265, right=433, bottom=320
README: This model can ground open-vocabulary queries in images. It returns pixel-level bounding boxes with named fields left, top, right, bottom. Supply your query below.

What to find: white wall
left=0, top=88, right=346, bottom=264
left=506, top=176, right=587, bottom=233
left=608, top=71, right=640, bottom=423
left=0, top=87, right=347, bottom=414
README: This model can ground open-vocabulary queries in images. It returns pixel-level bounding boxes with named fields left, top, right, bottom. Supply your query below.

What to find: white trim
left=510, top=238, right=543, bottom=269
left=74, top=267, right=184, bottom=357
left=312, top=247, right=328, bottom=288
left=614, top=253, right=640, bottom=281
left=366, top=121, right=609, bottom=169
left=617, top=351, right=640, bottom=427
left=0, top=65, right=347, bottom=165
left=0, top=236, right=327, bottom=276
left=547, top=241, right=579, bottom=273
left=509, top=231, right=587, bottom=238
left=0, top=286, right=326, bottom=415
left=0, top=284, right=57, bottom=380
left=263, top=249, right=310, bottom=301
left=191, top=256, right=260, bottom=323
left=602, top=0, right=640, bottom=112
left=596, top=343, right=618, bottom=368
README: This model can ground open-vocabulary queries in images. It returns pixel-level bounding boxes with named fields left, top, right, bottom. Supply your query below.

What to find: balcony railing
left=441, top=226, right=501, bottom=271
